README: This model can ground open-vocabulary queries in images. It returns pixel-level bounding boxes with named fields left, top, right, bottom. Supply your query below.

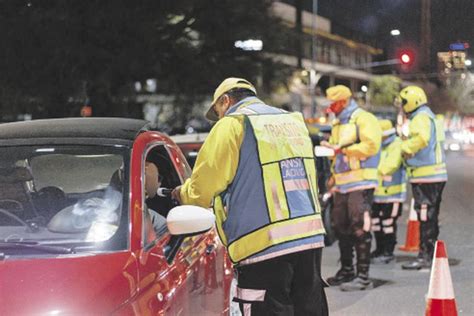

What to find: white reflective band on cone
left=427, top=258, right=455, bottom=299
left=409, top=199, right=418, bottom=221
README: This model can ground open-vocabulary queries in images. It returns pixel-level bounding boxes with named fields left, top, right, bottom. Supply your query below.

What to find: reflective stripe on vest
left=407, top=163, right=447, bottom=182
left=228, top=214, right=324, bottom=263
left=374, top=183, right=407, bottom=203
left=406, top=106, right=447, bottom=182
left=332, top=106, right=380, bottom=192
left=213, top=99, right=325, bottom=264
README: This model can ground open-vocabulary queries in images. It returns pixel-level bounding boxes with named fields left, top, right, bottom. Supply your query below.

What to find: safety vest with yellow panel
left=330, top=100, right=382, bottom=193
left=374, top=134, right=407, bottom=203
left=403, top=106, right=447, bottom=183
left=214, top=98, right=325, bottom=265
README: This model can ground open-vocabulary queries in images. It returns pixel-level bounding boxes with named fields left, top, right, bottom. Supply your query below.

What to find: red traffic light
left=400, top=53, right=411, bottom=64
left=398, top=50, right=414, bottom=66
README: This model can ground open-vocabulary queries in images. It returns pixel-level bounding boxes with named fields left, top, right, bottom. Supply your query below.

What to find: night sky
left=293, top=0, right=474, bottom=67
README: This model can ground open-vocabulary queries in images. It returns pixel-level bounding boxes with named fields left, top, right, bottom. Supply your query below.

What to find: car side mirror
left=164, top=205, right=215, bottom=264
left=167, top=205, right=215, bottom=235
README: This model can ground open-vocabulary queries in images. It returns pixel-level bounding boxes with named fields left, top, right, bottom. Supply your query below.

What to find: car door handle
left=206, top=243, right=216, bottom=255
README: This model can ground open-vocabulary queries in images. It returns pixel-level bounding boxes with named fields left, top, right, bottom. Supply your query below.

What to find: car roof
left=0, top=117, right=151, bottom=141
left=170, top=133, right=209, bottom=144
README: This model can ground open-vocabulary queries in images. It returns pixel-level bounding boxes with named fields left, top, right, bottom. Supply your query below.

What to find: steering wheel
left=37, top=186, right=66, bottom=201
left=0, top=208, right=39, bottom=232
left=35, top=186, right=67, bottom=220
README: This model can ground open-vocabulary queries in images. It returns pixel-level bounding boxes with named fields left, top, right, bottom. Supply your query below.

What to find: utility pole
left=295, top=0, right=303, bottom=69
left=420, top=0, right=431, bottom=71
left=310, top=0, right=318, bottom=116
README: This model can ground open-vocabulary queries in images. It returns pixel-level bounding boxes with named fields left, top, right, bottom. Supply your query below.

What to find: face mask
left=327, top=100, right=346, bottom=115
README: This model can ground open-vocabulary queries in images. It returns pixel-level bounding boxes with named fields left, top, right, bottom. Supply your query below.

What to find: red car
left=0, top=118, right=234, bottom=315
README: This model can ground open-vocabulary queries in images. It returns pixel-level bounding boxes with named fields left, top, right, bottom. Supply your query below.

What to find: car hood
left=0, top=251, right=138, bottom=315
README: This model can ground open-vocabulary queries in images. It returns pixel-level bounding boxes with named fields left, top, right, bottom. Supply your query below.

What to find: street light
left=361, top=85, right=368, bottom=93
left=390, top=29, right=401, bottom=36
left=234, top=39, right=263, bottom=51
left=465, top=59, right=472, bottom=67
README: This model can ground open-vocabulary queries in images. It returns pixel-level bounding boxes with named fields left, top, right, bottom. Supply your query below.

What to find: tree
left=0, top=0, right=290, bottom=123
left=446, top=73, right=474, bottom=114
left=368, top=75, right=401, bottom=107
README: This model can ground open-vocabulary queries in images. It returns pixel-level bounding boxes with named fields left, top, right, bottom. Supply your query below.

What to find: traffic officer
left=398, top=86, right=448, bottom=270
left=321, top=85, right=381, bottom=291
left=371, top=120, right=407, bottom=264
left=172, top=78, right=328, bottom=315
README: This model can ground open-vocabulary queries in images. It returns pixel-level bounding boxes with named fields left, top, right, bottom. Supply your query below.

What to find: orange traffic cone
left=399, top=198, right=420, bottom=252
left=425, top=240, right=458, bottom=316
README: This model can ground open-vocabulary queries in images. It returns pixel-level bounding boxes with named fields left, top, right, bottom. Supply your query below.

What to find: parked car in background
left=0, top=118, right=233, bottom=315
left=171, top=132, right=209, bottom=168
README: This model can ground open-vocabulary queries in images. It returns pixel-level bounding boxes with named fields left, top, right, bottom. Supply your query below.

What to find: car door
left=129, top=133, right=228, bottom=315
left=165, top=144, right=233, bottom=315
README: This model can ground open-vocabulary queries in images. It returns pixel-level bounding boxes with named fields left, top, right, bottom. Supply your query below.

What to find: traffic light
left=400, top=53, right=411, bottom=64
left=395, top=48, right=416, bottom=72
left=398, top=50, right=414, bottom=66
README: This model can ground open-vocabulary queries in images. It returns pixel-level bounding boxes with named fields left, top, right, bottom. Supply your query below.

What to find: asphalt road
left=322, top=149, right=474, bottom=315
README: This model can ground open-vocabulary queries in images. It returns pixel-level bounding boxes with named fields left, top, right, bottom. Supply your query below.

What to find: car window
left=31, top=154, right=123, bottom=193
left=0, top=145, right=129, bottom=256
left=142, top=144, right=182, bottom=246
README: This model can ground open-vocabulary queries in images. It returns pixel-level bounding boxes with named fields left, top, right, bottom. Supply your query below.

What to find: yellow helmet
left=379, top=119, right=395, bottom=137
left=399, top=86, right=427, bottom=113
left=206, top=78, right=257, bottom=121
left=326, top=85, right=352, bottom=102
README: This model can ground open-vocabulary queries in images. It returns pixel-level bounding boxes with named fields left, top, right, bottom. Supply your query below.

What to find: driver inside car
left=48, top=161, right=167, bottom=237
left=144, top=161, right=167, bottom=235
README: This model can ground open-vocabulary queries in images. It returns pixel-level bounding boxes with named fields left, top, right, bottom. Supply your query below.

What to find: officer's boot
left=373, top=232, right=396, bottom=264
left=341, top=233, right=373, bottom=291
left=370, top=231, right=384, bottom=259
left=327, top=236, right=355, bottom=286
left=381, top=233, right=396, bottom=263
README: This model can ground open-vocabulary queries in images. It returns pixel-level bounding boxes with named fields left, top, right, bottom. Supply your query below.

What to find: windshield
left=0, top=145, right=129, bottom=255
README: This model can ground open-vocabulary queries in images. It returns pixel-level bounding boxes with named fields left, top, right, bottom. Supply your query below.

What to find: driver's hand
left=171, top=185, right=182, bottom=204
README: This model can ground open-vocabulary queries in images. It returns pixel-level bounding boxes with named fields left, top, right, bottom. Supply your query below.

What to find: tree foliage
left=0, top=0, right=290, bottom=122
left=446, top=74, right=474, bottom=114
left=368, top=75, right=401, bottom=107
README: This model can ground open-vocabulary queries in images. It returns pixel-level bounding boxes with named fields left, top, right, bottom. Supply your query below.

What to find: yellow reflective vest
left=330, top=101, right=382, bottom=193
left=402, top=106, right=447, bottom=183
left=374, top=135, right=407, bottom=203
left=180, top=97, right=325, bottom=265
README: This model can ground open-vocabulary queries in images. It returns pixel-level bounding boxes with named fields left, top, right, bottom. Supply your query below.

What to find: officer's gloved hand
left=171, top=185, right=183, bottom=205
left=402, top=151, right=414, bottom=160
left=326, top=176, right=335, bottom=192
